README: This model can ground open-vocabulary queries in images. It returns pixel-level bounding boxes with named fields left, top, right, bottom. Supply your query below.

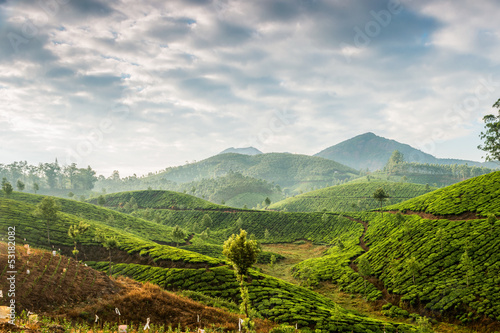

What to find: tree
left=407, top=256, right=421, bottom=284
left=16, top=180, right=25, bottom=192
left=223, top=229, right=261, bottom=330
left=269, top=254, right=276, bottom=270
left=460, top=250, right=474, bottom=288
left=68, top=192, right=74, bottom=198
left=223, top=229, right=261, bottom=278
left=200, top=227, right=210, bottom=241
left=94, top=229, right=119, bottom=276
left=2, top=178, right=13, bottom=195
left=172, top=225, right=186, bottom=247
left=264, top=197, right=271, bottom=207
left=202, top=214, right=212, bottom=229
left=33, top=182, right=39, bottom=194
left=385, top=150, right=405, bottom=174
left=68, top=221, right=90, bottom=261
left=478, top=99, right=500, bottom=162
left=373, top=187, right=389, bottom=214
left=358, top=256, right=372, bottom=299
left=97, top=195, right=106, bottom=206
left=34, top=197, right=60, bottom=246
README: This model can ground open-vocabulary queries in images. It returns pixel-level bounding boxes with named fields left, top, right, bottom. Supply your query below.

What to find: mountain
left=219, top=146, right=263, bottom=155
left=315, top=132, right=498, bottom=171
left=150, top=152, right=359, bottom=192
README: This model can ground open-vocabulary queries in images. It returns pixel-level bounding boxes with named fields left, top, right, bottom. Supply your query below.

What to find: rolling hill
left=315, top=132, right=498, bottom=171
left=297, top=172, right=500, bottom=331
left=0, top=192, right=418, bottom=332
left=148, top=152, right=359, bottom=190
left=0, top=243, right=274, bottom=332
left=269, top=180, right=435, bottom=212
left=384, top=171, right=500, bottom=216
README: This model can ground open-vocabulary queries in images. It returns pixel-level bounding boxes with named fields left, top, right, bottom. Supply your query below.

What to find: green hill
left=269, top=180, right=435, bottom=212
left=147, top=152, right=358, bottom=190
left=87, top=189, right=228, bottom=211
left=315, top=132, right=498, bottom=171
left=0, top=192, right=221, bottom=266
left=292, top=173, right=500, bottom=330
left=0, top=192, right=418, bottom=332
left=171, top=172, right=283, bottom=208
left=384, top=171, right=500, bottom=216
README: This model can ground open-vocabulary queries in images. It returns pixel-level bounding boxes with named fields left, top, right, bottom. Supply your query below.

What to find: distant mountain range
left=219, top=147, right=263, bottom=155
left=315, top=132, right=499, bottom=171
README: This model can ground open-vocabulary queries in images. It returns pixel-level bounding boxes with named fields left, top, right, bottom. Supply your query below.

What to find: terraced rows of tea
left=268, top=180, right=435, bottom=212
left=2, top=171, right=499, bottom=332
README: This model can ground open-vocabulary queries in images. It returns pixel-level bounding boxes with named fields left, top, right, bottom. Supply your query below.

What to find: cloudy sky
left=1, top=0, right=499, bottom=176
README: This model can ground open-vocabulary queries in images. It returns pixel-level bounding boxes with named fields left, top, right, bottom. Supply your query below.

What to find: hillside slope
left=269, top=180, right=435, bottom=212
left=315, top=132, right=497, bottom=171
left=384, top=171, right=500, bottom=216
left=0, top=243, right=272, bottom=331
left=150, top=152, right=358, bottom=189
left=87, top=189, right=228, bottom=211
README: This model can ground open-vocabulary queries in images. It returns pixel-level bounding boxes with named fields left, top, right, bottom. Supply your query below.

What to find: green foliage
left=16, top=179, right=25, bottom=191
left=373, top=187, right=389, bottom=211
left=351, top=211, right=500, bottom=323
left=460, top=250, right=474, bottom=288
left=88, top=262, right=414, bottom=332
left=68, top=221, right=90, bottom=260
left=33, top=196, right=60, bottom=245
left=478, top=99, right=500, bottom=162
left=269, top=180, right=434, bottom=212
left=172, top=225, right=186, bottom=247
left=385, top=171, right=500, bottom=216
left=88, top=190, right=226, bottom=211
left=2, top=178, right=13, bottom=195
left=223, top=229, right=261, bottom=277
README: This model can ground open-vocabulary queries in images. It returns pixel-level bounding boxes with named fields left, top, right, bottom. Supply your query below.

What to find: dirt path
left=343, top=216, right=400, bottom=304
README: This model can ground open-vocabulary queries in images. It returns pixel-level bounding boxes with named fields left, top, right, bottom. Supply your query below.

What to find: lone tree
left=358, top=256, right=372, bottom=299
left=68, top=221, right=90, bottom=261
left=171, top=225, right=186, bottom=247
left=33, top=182, right=39, bottom=194
left=16, top=180, right=25, bottom=192
left=2, top=178, right=13, bottom=195
left=407, top=256, right=422, bottom=284
left=34, top=197, right=60, bottom=246
left=202, top=214, right=213, bottom=229
left=373, top=187, right=389, bottom=214
left=97, top=195, right=106, bottom=206
left=385, top=150, right=405, bottom=174
left=223, top=229, right=261, bottom=331
left=478, top=98, right=500, bottom=162
left=94, top=229, right=119, bottom=276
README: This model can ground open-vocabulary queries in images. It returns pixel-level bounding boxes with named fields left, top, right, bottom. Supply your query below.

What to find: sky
left=1, top=0, right=499, bottom=177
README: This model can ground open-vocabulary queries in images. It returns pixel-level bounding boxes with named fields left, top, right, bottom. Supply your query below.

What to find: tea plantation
left=384, top=171, right=500, bottom=216
left=268, top=180, right=435, bottom=212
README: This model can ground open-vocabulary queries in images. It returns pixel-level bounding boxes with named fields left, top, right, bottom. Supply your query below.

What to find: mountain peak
left=219, top=147, right=263, bottom=156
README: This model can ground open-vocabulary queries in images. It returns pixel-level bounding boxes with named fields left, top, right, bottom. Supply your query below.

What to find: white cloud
left=0, top=0, right=498, bottom=175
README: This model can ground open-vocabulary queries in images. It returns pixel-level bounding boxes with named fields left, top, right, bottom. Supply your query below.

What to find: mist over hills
left=315, top=132, right=498, bottom=171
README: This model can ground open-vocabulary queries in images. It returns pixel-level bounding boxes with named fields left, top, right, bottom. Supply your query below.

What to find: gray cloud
left=1, top=0, right=499, bottom=175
